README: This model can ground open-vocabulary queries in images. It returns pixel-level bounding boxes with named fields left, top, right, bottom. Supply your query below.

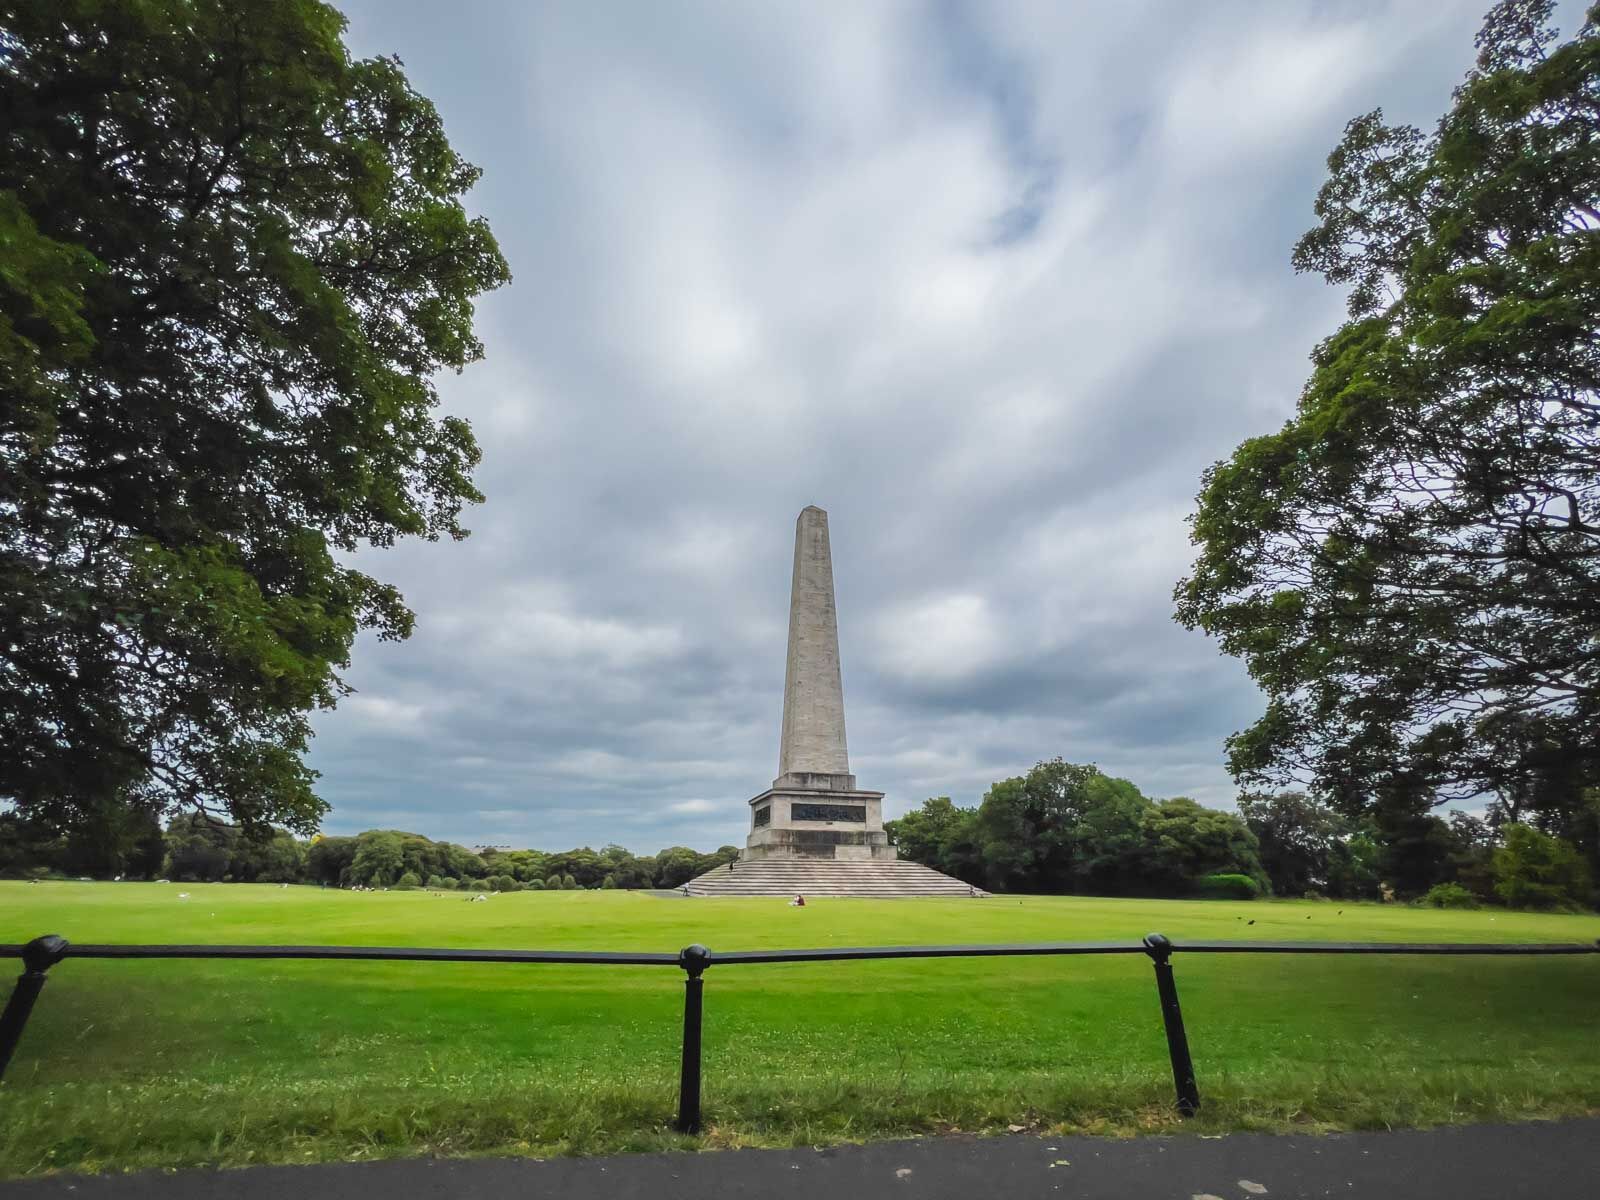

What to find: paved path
left=4, top=1119, right=1597, bottom=1199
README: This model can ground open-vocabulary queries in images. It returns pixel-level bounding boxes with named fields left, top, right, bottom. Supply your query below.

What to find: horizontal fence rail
left=0, top=944, right=683, bottom=966
left=9, top=938, right=1594, bottom=963
left=2, top=934, right=1596, bottom=1132
left=1133, top=940, right=1600, bottom=955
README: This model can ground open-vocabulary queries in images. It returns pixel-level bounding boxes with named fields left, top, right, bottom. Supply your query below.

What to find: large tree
left=885, top=795, right=987, bottom=886
left=1237, top=791, right=1346, bottom=897
left=1133, top=797, right=1267, bottom=897
left=1176, top=1, right=1599, bottom=823
left=0, top=1, right=509, bottom=834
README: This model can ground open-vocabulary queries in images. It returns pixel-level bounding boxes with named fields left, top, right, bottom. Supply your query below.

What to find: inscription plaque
left=791, top=802, right=867, bottom=823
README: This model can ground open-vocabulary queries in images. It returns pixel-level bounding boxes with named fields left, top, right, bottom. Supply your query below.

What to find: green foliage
left=892, top=762, right=1265, bottom=897
left=162, top=813, right=234, bottom=882
left=466, top=877, right=489, bottom=892
left=322, top=830, right=486, bottom=888
left=1071, top=774, right=1152, bottom=893
left=229, top=829, right=305, bottom=883
left=1238, top=791, right=1348, bottom=896
left=656, top=844, right=732, bottom=896
left=543, top=849, right=605, bottom=888
left=305, top=836, right=355, bottom=886
left=1175, top=0, right=1600, bottom=829
left=424, top=874, right=447, bottom=890
left=1445, top=812, right=1498, bottom=901
left=887, top=797, right=977, bottom=884
left=0, top=812, right=68, bottom=878
left=1136, top=798, right=1268, bottom=897
left=1325, top=826, right=1382, bottom=900
left=395, top=871, right=421, bottom=890
left=1423, top=882, right=1478, bottom=909
left=0, top=0, right=509, bottom=836
left=1373, top=802, right=1461, bottom=898
left=1194, top=873, right=1261, bottom=900
left=976, top=760, right=1102, bottom=892
left=526, top=877, right=545, bottom=891
left=561, top=873, right=578, bottom=891
left=349, top=832, right=404, bottom=888
left=971, top=760, right=1157, bottom=894
left=1493, top=823, right=1594, bottom=910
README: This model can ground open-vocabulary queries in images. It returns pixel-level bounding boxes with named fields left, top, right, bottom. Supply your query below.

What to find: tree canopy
left=1175, top=0, right=1599, bottom=829
left=888, top=759, right=1267, bottom=898
left=0, top=0, right=509, bottom=835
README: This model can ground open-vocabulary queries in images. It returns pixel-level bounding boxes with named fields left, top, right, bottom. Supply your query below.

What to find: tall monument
left=743, top=506, right=893, bottom=862
left=682, top=506, right=985, bottom=893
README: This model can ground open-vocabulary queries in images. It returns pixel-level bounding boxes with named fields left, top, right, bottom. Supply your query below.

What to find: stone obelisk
left=743, top=506, right=891, bottom=861
left=778, top=506, right=850, bottom=782
left=679, top=505, right=987, bottom=893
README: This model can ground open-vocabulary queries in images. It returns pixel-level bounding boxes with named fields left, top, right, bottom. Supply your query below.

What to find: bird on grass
left=1247, top=919, right=1255, bottom=926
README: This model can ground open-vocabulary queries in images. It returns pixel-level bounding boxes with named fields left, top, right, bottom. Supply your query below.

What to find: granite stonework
left=743, top=507, right=894, bottom=863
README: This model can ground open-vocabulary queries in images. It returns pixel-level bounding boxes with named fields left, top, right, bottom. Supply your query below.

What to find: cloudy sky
left=311, top=0, right=1535, bottom=853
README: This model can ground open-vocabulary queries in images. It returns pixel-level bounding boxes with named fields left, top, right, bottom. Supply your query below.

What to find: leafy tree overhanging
left=0, top=0, right=510, bottom=834
left=1176, top=0, right=1600, bottom=824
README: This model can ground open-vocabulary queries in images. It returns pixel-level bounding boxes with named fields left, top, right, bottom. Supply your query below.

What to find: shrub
left=1422, top=881, right=1477, bottom=909
left=466, top=877, right=489, bottom=892
left=562, top=873, right=577, bottom=890
left=489, top=874, right=518, bottom=892
left=525, top=877, right=545, bottom=890
left=437, top=876, right=459, bottom=890
left=1194, top=873, right=1261, bottom=900
left=395, top=871, right=421, bottom=890
left=600, top=875, right=617, bottom=889
left=424, top=874, right=446, bottom=890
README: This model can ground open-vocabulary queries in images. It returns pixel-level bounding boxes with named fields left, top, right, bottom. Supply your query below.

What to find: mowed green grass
left=1, top=883, right=1597, bottom=1177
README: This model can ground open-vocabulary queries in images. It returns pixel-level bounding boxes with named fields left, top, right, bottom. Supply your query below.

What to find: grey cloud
left=308, top=1, right=1521, bottom=852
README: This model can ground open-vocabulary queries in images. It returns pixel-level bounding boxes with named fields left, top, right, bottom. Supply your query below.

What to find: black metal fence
left=3, top=933, right=1596, bottom=1132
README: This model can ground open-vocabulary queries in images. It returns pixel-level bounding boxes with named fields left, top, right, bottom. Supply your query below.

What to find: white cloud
left=340, top=695, right=428, bottom=734
left=667, top=799, right=720, bottom=816
left=874, top=593, right=1005, bottom=683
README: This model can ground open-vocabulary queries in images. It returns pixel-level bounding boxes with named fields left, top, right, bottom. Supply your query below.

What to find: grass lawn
left=1, top=882, right=1597, bottom=1178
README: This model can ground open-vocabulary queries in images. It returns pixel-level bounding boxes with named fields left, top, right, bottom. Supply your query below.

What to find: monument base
left=683, top=857, right=989, bottom=897
left=742, top=781, right=895, bottom=862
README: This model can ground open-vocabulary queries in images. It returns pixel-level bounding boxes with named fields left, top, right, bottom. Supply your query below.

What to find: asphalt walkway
left=3, top=1118, right=1596, bottom=1199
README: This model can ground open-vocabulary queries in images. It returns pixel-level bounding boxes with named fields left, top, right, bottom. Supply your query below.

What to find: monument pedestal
left=743, top=773, right=894, bottom=862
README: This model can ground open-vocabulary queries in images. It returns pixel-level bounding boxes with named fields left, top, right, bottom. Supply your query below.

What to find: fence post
left=0, top=935, right=69, bottom=1084
left=1142, top=933, right=1200, bottom=1116
left=675, top=943, right=711, bottom=1133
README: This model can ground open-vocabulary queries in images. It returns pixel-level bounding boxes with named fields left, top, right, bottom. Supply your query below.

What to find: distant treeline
left=885, top=760, right=1597, bottom=911
left=0, top=812, right=739, bottom=892
left=3, top=759, right=1593, bottom=909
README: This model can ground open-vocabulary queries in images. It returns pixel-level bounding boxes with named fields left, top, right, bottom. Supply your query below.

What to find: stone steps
left=682, top=858, right=988, bottom=897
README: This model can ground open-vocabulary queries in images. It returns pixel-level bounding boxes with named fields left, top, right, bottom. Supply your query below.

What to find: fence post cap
left=22, top=935, right=68, bottom=973
left=678, top=944, right=711, bottom=976
left=1141, top=932, right=1174, bottom=961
